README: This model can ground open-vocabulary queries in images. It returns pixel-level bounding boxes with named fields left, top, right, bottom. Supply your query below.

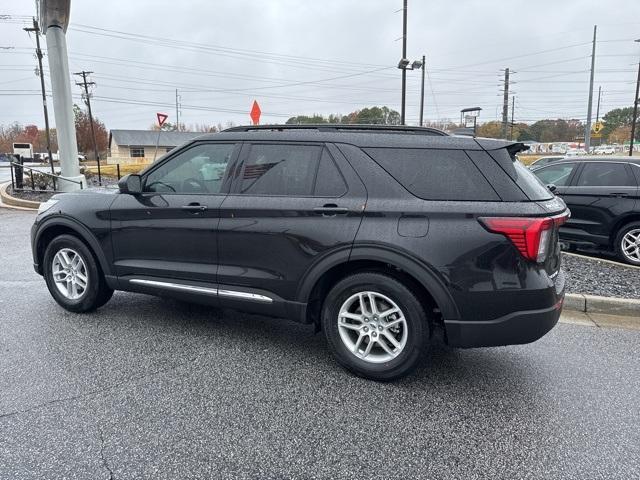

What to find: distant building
left=108, top=129, right=202, bottom=164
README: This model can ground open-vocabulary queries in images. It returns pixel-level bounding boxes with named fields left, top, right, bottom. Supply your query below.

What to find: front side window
left=239, top=144, right=323, bottom=196
left=576, top=162, right=634, bottom=187
left=130, top=147, right=145, bottom=158
left=533, top=163, right=576, bottom=187
left=144, top=143, right=235, bottom=194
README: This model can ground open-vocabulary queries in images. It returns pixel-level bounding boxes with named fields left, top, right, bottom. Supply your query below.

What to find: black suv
left=31, top=125, right=568, bottom=380
left=532, top=156, right=640, bottom=265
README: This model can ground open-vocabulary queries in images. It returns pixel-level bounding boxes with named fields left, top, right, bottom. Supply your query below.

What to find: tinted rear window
left=489, top=149, right=553, bottom=201
left=365, top=148, right=499, bottom=201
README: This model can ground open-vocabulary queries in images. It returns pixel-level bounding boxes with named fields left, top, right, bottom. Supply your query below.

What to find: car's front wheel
left=322, top=272, right=429, bottom=381
left=615, top=222, right=640, bottom=266
left=43, top=234, right=114, bottom=312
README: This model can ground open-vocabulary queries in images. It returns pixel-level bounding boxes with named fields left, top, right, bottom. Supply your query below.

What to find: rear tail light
left=479, top=213, right=568, bottom=263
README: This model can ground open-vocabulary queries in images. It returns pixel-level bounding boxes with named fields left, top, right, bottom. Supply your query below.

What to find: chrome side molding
left=218, top=289, right=273, bottom=303
left=129, top=279, right=273, bottom=303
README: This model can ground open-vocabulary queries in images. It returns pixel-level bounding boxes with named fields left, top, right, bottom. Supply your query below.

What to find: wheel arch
left=298, top=244, right=460, bottom=329
left=34, top=217, right=112, bottom=277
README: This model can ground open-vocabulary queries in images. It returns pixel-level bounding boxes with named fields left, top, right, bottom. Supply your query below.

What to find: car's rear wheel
left=614, top=222, right=640, bottom=266
left=321, top=272, right=429, bottom=381
left=43, top=234, right=114, bottom=312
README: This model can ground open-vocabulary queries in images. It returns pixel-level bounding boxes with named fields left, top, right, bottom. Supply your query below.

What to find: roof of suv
left=196, top=125, right=523, bottom=152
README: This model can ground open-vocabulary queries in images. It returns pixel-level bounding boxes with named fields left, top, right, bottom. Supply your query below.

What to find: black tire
left=43, top=234, right=114, bottom=312
left=614, top=221, right=640, bottom=266
left=321, top=272, right=429, bottom=381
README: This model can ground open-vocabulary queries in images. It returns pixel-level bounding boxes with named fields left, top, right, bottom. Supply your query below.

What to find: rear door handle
left=313, top=204, right=349, bottom=216
left=182, top=203, right=207, bottom=212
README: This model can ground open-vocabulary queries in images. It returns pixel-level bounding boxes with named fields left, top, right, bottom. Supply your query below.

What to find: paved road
left=0, top=207, right=638, bottom=479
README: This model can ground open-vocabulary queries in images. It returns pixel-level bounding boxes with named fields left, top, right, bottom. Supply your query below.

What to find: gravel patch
left=563, top=253, right=640, bottom=299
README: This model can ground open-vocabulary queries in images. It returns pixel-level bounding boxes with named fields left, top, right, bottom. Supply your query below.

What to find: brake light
left=479, top=213, right=568, bottom=263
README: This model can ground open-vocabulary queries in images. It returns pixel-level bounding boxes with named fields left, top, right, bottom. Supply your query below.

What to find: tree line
left=476, top=106, right=639, bottom=143
left=0, top=104, right=108, bottom=159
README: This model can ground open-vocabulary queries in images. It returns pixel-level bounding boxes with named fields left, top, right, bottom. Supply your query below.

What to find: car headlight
left=38, top=199, right=59, bottom=215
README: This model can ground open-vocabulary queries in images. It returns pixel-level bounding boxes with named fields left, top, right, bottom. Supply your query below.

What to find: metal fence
left=9, top=157, right=83, bottom=192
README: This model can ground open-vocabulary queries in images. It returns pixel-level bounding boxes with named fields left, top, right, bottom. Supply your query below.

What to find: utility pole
left=501, top=68, right=510, bottom=139
left=510, top=95, right=515, bottom=140
left=585, top=25, right=597, bottom=153
left=400, top=0, right=407, bottom=125
left=175, top=88, right=180, bottom=131
left=74, top=70, right=101, bottom=185
left=24, top=18, right=55, bottom=176
left=419, top=54, right=425, bottom=126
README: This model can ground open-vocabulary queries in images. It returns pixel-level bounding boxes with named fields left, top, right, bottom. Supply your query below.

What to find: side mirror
left=118, top=174, right=142, bottom=194
left=546, top=183, right=557, bottom=193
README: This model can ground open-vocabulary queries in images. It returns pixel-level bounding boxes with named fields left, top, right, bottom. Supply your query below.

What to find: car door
left=558, top=161, right=638, bottom=246
left=216, top=142, right=366, bottom=316
left=110, top=141, right=240, bottom=285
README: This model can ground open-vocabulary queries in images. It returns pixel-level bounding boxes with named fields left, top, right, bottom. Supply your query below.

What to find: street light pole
left=630, top=39, right=640, bottom=157
left=400, top=0, right=407, bottom=125
left=419, top=54, right=425, bottom=126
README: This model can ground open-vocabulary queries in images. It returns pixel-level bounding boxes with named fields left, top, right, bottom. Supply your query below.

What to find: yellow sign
left=592, top=133, right=602, bottom=138
left=593, top=121, right=604, bottom=134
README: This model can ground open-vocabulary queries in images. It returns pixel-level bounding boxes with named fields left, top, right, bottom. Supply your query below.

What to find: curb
left=0, top=182, right=40, bottom=210
left=565, top=293, right=640, bottom=318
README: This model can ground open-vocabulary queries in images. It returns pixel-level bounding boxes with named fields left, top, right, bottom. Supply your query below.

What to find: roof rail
left=223, top=124, right=449, bottom=136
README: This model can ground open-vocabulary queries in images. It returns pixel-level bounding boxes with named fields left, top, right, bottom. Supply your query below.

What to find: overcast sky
left=1, top=0, right=639, bottom=130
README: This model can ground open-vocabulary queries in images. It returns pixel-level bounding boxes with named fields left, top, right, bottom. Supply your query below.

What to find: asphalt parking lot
left=1, top=207, right=639, bottom=479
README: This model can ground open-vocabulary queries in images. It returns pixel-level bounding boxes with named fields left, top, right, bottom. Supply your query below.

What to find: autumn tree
left=608, top=125, right=632, bottom=144
left=73, top=104, right=108, bottom=159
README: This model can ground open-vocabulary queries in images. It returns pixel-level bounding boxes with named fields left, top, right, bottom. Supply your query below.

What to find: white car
left=594, top=146, right=615, bottom=155
left=565, top=148, right=587, bottom=157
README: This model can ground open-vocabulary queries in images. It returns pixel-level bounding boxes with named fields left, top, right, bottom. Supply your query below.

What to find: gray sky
left=1, top=0, right=640, bottom=130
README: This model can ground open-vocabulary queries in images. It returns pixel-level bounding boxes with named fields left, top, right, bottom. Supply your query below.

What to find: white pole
left=45, top=25, right=85, bottom=190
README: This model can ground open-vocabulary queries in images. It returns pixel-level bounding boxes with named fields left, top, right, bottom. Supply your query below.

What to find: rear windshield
left=364, top=148, right=499, bottom=201
left=489, top=149, right=554, bottom=201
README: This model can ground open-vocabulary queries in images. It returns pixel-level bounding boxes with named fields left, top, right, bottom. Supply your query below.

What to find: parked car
left=0, top=153, right=12, bottom=163
left=528, top=155, right=566, bottom=170
left=565, top=148, right=587, bottom=157
left=31, top=124, right=568, bottom=380
left=594, top=146, right=616, bottom=155
left=532, top=156, right=640, bottom=265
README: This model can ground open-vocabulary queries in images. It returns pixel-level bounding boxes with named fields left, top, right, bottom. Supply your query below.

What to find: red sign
left=250, top=101, right=261, bottom=125
left=157, top=113, right=168, bottom=127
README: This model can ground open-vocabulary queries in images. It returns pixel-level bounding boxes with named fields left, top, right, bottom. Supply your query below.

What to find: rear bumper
left=445, top=295, right=563, bottom=348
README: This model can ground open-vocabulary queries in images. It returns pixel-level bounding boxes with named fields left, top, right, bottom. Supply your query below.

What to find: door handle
left=182, top=203, right=207, bottom=212
left=609, top=192, right=629, bottom=198
left=313, top=204, right=349, bottom=216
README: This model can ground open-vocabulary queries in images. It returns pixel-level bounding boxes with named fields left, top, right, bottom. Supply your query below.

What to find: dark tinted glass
left=314, top=149, right=347, bottom=197
left=533, top=163, right=576, bottom=187
left=577, top=162, right=634, bottom=187
left=240, top=144, right=321, bottom=196
left=365, top=148, right=499, bottom=201
left=489, top=149, right=553, bottom=200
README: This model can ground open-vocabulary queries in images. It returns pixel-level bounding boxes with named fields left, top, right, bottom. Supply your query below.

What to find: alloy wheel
left=337, top=291, right=408, bottom=363
left=51, top=248, right=89, bottom=300
left=621, top=228, right=640, bottom=263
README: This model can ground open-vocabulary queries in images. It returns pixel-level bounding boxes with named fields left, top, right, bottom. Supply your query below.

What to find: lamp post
left=39, top=0, right=85, bottom=190
left=629, top=39, right=640, bottom=157
left=397, top=57, right=424, bottom=125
